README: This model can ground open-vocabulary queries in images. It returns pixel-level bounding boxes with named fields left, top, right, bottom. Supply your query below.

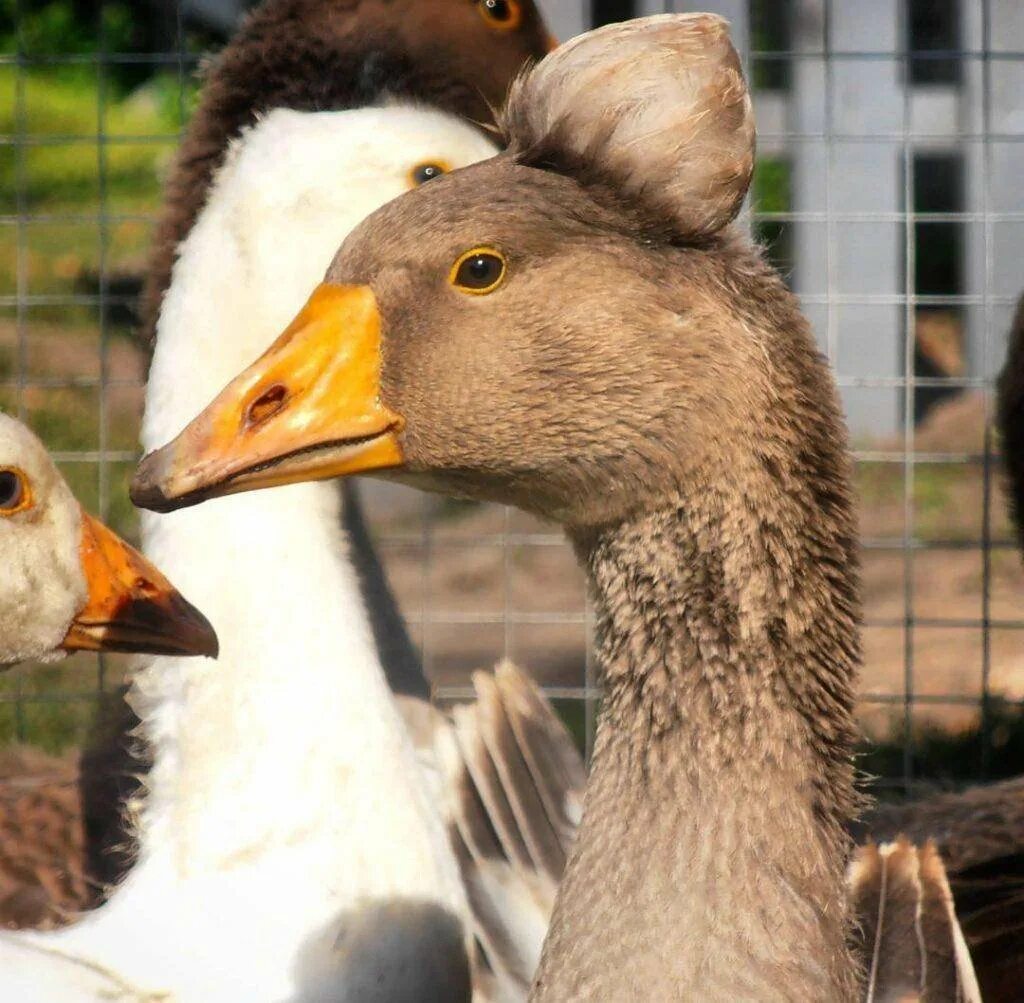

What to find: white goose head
left=0, top=413, right=218, bottom=666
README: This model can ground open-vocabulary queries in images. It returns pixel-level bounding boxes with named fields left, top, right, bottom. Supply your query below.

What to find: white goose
left=0, top=92, right=579, bottom=1003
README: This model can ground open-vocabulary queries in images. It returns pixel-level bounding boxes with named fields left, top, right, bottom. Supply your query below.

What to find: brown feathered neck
left=532, top=265, right=864, bottom=1000
left=567, top=363, right=862, bottom=814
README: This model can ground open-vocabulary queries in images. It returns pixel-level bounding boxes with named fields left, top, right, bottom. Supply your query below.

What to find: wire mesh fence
left=1, top=0, right=1023, bottom=800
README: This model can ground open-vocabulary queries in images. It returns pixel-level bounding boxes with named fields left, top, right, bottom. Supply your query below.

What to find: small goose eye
left=476, top=0, right=522, bottom=30
left=0, top=468, right=30, bottom=516
left=408, top=162, right=449, bottom=188
left=450, top=248, right=507, bottom=295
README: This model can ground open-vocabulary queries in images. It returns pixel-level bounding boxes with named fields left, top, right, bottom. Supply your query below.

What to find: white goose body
left=0, top=105, right=499, bottom=1002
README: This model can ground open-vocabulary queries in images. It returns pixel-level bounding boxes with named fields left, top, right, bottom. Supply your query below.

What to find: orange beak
left=131, top=284, right=404, bottom=513
left=60, top=510, right=219, bottom=658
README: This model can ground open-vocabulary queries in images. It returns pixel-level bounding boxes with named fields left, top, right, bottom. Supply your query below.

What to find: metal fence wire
left=2, top=0, right=1023, bottom=800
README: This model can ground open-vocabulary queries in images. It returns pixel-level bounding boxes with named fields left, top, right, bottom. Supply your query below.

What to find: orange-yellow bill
left=61, top=510, right=219, bottom=658
left=131, top=284, right=404, bottom=513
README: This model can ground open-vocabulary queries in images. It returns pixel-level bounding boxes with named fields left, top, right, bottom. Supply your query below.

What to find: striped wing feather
left=850, top=838, right=982, bottom=1003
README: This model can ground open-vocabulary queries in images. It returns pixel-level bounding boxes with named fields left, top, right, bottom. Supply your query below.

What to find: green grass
left=0, top=665, right=103, bottom=753
left=0, top=67, right=192, bottom=324
left=0, top=68, right=187, bottom=209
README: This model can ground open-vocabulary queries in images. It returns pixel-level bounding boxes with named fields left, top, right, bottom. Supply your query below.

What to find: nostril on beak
left=245, top=383, right=287, bottom=428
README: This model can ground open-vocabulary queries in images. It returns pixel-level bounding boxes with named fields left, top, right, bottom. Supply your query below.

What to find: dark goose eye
left=0, top=468, right=29, bottom=515
left=477, top=0, right=522, bottom=30
left=409, top=162, right=449, bottom=188
left=450, top=248, right=507, bottom=295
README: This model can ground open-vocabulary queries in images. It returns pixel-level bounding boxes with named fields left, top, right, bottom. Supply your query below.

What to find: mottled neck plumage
left=533, top=452, right=862, bottom=1001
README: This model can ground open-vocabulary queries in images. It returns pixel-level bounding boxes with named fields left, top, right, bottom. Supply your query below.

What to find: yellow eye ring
left=407, top=161, right=451, bottom=189
left=476, top=0, right=522, bottom=32
left=0, top=467, right=32, bottom=517
left=449, top=247, right=507, bottom=295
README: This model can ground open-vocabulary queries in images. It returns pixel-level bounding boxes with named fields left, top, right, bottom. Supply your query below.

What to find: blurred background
left=1, top=0, right=1023, bottom=800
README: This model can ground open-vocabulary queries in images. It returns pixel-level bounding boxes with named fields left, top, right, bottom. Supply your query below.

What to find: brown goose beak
left=61, top=510, right=219, bottom=658
left=130, top=284, right=404, bottom=514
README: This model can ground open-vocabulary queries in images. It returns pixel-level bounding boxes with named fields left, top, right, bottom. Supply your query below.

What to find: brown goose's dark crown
left=141, top=0, right=551, bottom=347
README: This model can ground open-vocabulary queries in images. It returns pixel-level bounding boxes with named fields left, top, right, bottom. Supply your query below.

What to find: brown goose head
left=133, top=14, right=766, bottom=532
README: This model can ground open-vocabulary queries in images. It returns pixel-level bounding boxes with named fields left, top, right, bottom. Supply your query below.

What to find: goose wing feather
left=434, top=663, right=584, bottom=998
left=850, top=838, right=982, bottom=1003
left=860, top=775, right=1024, bottom=873
left=859, top=776, right=1024, bottom=1000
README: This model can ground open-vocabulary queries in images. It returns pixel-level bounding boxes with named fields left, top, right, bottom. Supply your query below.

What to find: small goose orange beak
left=62, top=510, right=219, bottom=658
left=130, top=284, right=404, bottom=514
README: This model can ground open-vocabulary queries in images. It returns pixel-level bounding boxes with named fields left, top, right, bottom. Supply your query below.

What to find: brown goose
left=133, top=14, right=983, bottom=1001
left=0, top=670, right=150, bottom=930
left=0, top=719, right=141, bottom=933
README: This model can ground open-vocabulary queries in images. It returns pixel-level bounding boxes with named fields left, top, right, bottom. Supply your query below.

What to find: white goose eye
left=408, top=162, right=450, bottom=188
left=0, top=467, right=31, bottom=516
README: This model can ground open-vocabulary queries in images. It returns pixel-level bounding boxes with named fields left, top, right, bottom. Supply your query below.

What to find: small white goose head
left=0, top=413, right=218, bottom=667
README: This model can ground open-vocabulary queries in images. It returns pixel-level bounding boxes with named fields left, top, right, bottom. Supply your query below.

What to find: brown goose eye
left=408, top=162, right=449, bottom=188
left=0, top=468, right=30, bottom=515
left=476, top=0, right=522, bottom=30
left=449, top=248, right=507, bottom=295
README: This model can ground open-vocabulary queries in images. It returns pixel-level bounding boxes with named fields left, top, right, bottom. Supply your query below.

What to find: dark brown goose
left=133, top=14, right=985, bottom=1001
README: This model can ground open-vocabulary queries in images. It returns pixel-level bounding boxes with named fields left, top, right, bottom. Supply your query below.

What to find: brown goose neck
left=533, top=466, right=863, bottom=1001
left=573, top=477, right=860, bottom=779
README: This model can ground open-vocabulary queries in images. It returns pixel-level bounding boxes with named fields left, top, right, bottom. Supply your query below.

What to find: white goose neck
left=132, top=104, right=494, bottom=873
left=134, top=481, right=419, bottom=869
